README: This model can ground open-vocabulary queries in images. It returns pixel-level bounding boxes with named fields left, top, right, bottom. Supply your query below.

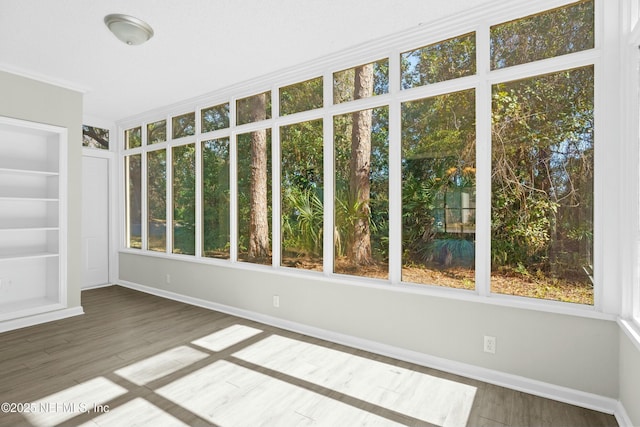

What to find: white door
left=81, top=156, right=110, bottom=288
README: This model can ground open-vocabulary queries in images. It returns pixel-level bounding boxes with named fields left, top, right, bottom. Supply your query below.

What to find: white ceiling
left=0, top=0, right=493, bottom=123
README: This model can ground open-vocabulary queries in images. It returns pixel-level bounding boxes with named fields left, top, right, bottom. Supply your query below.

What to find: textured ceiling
left=0, top=0, right=494, bottom=122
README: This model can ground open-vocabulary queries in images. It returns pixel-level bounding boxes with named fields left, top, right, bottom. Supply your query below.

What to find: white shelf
left=0, top=251, right=58, bottom=261
left=0, top=167, right=59, bottom=176
left=0, top=226, right=59, bottom=232
left=0, top=115, right=67, bottom=329
left=0, top=221, right=58, bottom=230
left=0, top=197, right=58, bottom=202
left=0, top=297, right=65, bottom=322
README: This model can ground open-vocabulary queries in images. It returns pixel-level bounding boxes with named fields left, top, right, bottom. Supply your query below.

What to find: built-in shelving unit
left=0, top=116, right=67, bottom=322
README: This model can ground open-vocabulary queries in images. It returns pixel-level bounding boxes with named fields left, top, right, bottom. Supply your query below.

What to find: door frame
left=82, top=146, right=118, bottom=288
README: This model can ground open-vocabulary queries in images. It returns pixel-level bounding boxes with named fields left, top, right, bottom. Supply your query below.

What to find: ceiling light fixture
left=104, top=14, right=154, bottom=46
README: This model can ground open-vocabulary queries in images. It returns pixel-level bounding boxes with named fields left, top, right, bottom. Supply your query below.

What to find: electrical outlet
left=166, top=274, right=171, bottom=284
left=273, top=295, right=280, bottom=308
left=484, top=336, right=496, bottom=354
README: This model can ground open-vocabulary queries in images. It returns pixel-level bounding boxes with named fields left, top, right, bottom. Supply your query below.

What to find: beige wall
left=0, top=70, right=83, bottom=309
left=620, top=329, right=640, bottom=426
left=120, top=253, right=619, bottom=398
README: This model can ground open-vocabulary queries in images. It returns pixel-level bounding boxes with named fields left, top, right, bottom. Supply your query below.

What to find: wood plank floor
left=0, top=286, right=618, bottom=427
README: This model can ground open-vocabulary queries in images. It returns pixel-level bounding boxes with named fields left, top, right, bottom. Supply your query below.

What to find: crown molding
left=0, top=63, right=91, bottom=94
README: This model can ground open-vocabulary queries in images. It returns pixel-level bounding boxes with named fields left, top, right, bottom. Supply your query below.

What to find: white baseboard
left=0, top=306, right=84, bottom=333
left=117, top=280, right=626, bottom=422
left=81, top=283, right=114, bottom=291
left=615, top=401, right=634, bottom=427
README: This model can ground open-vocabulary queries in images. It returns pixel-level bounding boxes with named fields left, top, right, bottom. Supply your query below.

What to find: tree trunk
left=248, top=93, right=270, bottom=260
left=348, top=64, right=374, bottom=265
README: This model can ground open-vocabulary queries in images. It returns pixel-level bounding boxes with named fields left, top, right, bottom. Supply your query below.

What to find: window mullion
left=272, top=81, right=282, bottom=268
left=597, top=0, right=621, bottom=314
left=228, top=98, right=238, bottom=262
left=229, top=130, right=239, bottom=263
left=323, top=70, right=334, bottom=276
left=194, top=111, right=203, bottom=258
left=166, top=146, right=173, bottom=254
left=476, top=23, right=491, bottom=297
left=195, top=139, right=203, bottom=258
left=272, top=129, right=282, bottom=269
left=141, top=150, right=148, bottom=251
left=388, top=48, right=402, bottom=285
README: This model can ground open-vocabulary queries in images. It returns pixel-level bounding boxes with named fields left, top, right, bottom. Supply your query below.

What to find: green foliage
left=202, top=138, right=231, bottom=257
left=280, top=77, right=323, bottom=115
left=333, top=107, right=390, bottom=265
left=201, top=103, right=230, bottom=133
left=491, top=189, right=558, bottom=269
left=401, top=32, right=476, bottom=89
left=125, top=127, right=142, bottom=149
left=401, top=176, right=437, bottom=257
left=172, top=144, right=196, bottom=255
left=125, top=154, right=142, bottom=248
left=401, top=89, right=476, bottom=271
left=282, top=187, right=323, bottom=256
left=491, top=66, right=594, bottom=281
left=172, top=112, right=195, bottom=139
left=490, top=0, right=594, bottom=69
left=334, top=187, right=377, bottom=258
left=147, top=149, right=166, bottom=251
left=147, top=120, right=166, bottom=144
left=427, top=238, right=474, bottom=267
left=281, top=120, right=323, bottom=262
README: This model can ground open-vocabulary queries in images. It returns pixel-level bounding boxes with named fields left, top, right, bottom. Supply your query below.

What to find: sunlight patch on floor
left=114, top=345, right=208, bottom=385
left=23, top=377, right=127, bottom=427
left=23, top=325, right=476, bottom=426
left=191, top=324, right=263, bottom=352
left=233, top=334, right=477, bottom=427
left=157, top=359, right=404, bottom=426
left=77, top=397, right=189, bottom=427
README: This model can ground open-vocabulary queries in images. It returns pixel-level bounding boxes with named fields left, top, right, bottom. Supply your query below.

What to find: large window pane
left=491, top=66, right=594, bottom=304
left=334, top=107, right=389, bottom=279
left=147, top=149, right=167, bottom=252
left=147, top=120, right=166, bottom=145
left=172, top=112, right=196, bottom=139
left=281, top=119, right=323, bottom=270
left=124, top=127, right=141, bottom=149
left=237, top=92, right=272, bottom=126
left=334, top=59, right=389, bottom=104
left=202, top=138, right=230, bottom=259
left=125, top=154, right=141, bottom=249
left=401, top=89, right=476, bottom=289
left=237, top=130, right=272, bottom=265
left=202, top=103, right=230, bottom=133
left=490, top=0, right=594, bottom=69
left=279, top=77, right=323, bottom=116
left=401, top=33, right=476, bottom=90
left=173, top=144, right=196, bottom=255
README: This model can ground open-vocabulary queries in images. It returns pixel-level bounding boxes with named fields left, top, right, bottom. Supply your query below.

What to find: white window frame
left=118, top=0, right=626, bottom=321
left=625, top=0, right=640, bottom=330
